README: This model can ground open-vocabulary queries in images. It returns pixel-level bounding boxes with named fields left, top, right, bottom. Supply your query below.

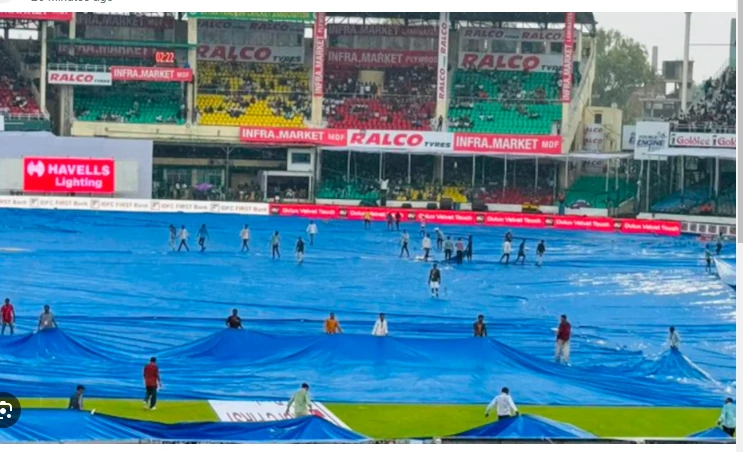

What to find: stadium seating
left=448, top=70, right=561, bottom=135
left=564, top=176, right=635, bottom=209
left=74, top=82, right=185, bottom=124
left=672, top=66, right=736, bottom=131
left=324, top=68, right=436, bottom=130
left=0, top=44, right=41, bottom=115
left=197, top=62, right=310, bottom=127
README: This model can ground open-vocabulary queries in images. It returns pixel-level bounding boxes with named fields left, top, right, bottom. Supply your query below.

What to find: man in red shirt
left=143, top=357, right=162, bottom=410
left=1, top=298, right=15, bottom=335
left=555, top=314, right=571, bottom=364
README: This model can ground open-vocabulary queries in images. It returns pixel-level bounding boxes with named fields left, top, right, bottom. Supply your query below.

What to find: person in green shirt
left=285, top=382, right=312, bottom=417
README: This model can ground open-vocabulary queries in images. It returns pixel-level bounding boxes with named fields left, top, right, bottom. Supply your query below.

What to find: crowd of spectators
left=671, top=67, right=736, bottom=132
left=0, top=40, right=41, bottom=116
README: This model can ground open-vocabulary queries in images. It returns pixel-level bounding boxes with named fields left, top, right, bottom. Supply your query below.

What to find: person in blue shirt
left=197, top=224, right=209, bottom=252
left=717, top=397, right=735, bottom=437
left=68, top=385, right=85, bottom=410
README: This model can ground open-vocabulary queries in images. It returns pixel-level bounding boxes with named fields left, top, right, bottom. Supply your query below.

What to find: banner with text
left=669, top=132, right=736, bottom=149
left=190, top=12, right=314, bottom=21
left=197, top=19, right=304, bottom=33
left=208, top=400, right=348, bottom=428
left=48, top=70, right=112, bottom=86
left=560, top=12, right=576, bottom=103
left=23, top=157, right=115, bottom=194
left=111, top=66, right=194, bottom=82
left=327, top=49, right=437, bottom=68
left=197, top=44, right=304, bottom=64
left=327, top=24, right=437, bottom=37
left=312, top=13, right=327, bottom=98
left=583, top=124, right=604, bottom=152
left=437, top=13, right=450, bottom=105
left=459, top=27, right=566, bottom=41
left=634, top=121, right=670, bottom=160
left=270, top=204, right=681, bottom=237
left=458, top=53, right=562, bottom=72
left=56, top=44, right=157, bottom=59
left=239, top=127, right=563, bottom=155
left=77, top=13, right=175, bottom=28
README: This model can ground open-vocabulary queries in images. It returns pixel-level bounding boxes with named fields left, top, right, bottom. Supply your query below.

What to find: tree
left=592, top=28, right=658, bottom=118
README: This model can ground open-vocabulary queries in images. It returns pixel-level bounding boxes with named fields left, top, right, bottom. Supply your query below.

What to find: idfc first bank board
left=23, top=157, right=115, bottom=194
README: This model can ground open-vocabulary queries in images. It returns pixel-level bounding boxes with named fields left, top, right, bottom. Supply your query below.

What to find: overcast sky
left=594, top=12, right=736, bottom=82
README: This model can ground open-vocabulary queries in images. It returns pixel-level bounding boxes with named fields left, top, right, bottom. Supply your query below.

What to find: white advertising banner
left=0, top=114, right=4, bottom=132
left=622, top=125, right=636, bottom=151
left=634, top=121, right=670, bottom=160
left=197, top=44, right=304, bottom=64
left=459, top=27, right=566, bottom=41
left=208, top=400, right=349, bottom=429
left=669, top=132, right=736, bottom=149
left=47, top=70, right=112, bottom=86
left=583, top=124, right=604, bottom=152
left=458, top=52, right=562, bottom=72
left=436, top=12, right=450, bottom=105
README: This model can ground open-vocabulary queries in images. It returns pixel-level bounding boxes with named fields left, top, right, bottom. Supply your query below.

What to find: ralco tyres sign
left=47, top=70, right=112, bottom=86
left=23, top=157, right=115, bottom=194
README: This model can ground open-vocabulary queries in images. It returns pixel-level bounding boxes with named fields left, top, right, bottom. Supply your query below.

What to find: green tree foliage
left=593, top=28, right=657, bottom=114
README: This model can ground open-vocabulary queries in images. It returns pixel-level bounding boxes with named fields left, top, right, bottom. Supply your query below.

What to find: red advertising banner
left=312, top=13, right=327, bottom=98
left=561, top=13, right=576, bottom=103
left=327, top=49, right=437, bottom=68
left=56, top=44, right=157, bottom=59
left=110, top=66, right=194, bottom=82
left=327, top=24, right=437, bottom=37
left=269, top=204, right=682, bottom=237
left=239, top=127, right=347, bottom=146
left=0, top=13, right=73, bottom=21
left=458, top=53, right=562, bottom=72
left=453, top=133, right=562, bottom=154
left=23, top=157, right=115, bottom=194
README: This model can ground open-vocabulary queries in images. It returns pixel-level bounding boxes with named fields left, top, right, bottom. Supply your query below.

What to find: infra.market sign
left=189, top=12, right=314, bottom=21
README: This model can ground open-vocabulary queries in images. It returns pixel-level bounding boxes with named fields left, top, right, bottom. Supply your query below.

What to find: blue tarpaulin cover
left=688, top=426, right=733, bottom=439
left=450, top=414, right=596, bottom=439
left=0, top=209, right=735, bottom=406
left=0, top=409, right=368, bottom=443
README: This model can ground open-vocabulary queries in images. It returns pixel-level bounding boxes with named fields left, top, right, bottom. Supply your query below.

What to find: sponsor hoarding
left=312, top=13, right=327, bottom=98
left=23, top=157, right=115, bottom=194
left=110, top=66, right=194, bottom=82
left=437, top=13, right=450, bottom=104
left=76, top=13, right=174, bottom=28
left=669, top=132, right=736, bottom=149
left=270, top=204, right=681, bottom=237
left=0, top=13, right=72, bottom=21
left=458, top=53, right=562, bottom=72
left=460, top=27, right=566, bottom=41
left=583, top=124, right=604, bottom=152
left=634, top=121, right=670, bottom=160
left=208, top=400, right=348, bottom=428
left=47, top=70, right=112, bottom=86
left=197, top=44, right=304, bottom=64
left=327, top=24, right=437, bottom=37
left=189, top=12, right=314, bottom=21
left=621, top=125, right=636, bottom=151
left=561, top=12, right=576, bottom=103
left=56, top=44, right=157, bottom=59
left=326, top=49, right=436, bottom=68
left=239, top=127, right=563, bottom=155
left=197, top=19, right=304, bottom=33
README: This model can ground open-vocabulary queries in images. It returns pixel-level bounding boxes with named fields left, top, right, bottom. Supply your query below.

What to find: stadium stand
left=196, top=62, right=310, bottom=127
left=324, top=68, right=436, bottom=130
left=0, top=43, right=41, bottom=115
left=564, top=176, right=635, bottom=209
left=672, top=66, right=736, bottom=131
left=449, top=70, right=563, bottom=135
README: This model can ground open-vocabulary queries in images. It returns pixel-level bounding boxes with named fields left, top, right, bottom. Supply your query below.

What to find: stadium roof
left=328, top=12, right=596, bottom=26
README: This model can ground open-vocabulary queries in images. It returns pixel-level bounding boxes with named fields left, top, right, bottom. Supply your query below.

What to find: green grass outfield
left=20, top=398, right=718, bottom=439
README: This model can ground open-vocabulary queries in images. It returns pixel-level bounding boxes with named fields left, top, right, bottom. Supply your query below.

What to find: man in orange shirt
left=324, top=312, right=343, bottom=334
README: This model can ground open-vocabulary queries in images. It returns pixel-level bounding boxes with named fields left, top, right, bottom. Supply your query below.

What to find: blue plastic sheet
left=688, top=426, right=732, bottom=439
left=0, top=409, right=368, bottom=443
left=451, top=414, right=596, bottom=439
left=0, top=209, right=735, bottom=406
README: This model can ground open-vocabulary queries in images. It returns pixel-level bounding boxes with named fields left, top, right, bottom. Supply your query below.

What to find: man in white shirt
left=240, top=225, right=250, bottom=252
left=422, top=234, right=432, bottom=261
left=177, top=226, right=190, bottom=252
left=485, top=387, right=519, bottom=420
left=372, top=313, right=388, bottom=336
left=306, top=221, right=318, bottom=245
left=499, top=240, right=512, bottom=265
left=668, top=326, right=680, bottom=350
